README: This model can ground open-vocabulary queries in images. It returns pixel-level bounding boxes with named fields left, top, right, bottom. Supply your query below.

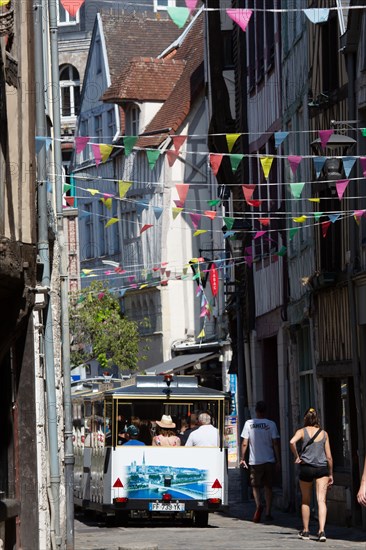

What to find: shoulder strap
left=301, top=428, right=322, bottom=454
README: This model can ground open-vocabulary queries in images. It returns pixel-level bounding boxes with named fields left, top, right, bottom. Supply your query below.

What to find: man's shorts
left=249, top=462, right=275, bottom=488
left=299, top=464, right=329, bottom=482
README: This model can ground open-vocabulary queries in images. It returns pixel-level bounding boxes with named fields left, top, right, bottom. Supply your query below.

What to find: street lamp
left=311, top=133, right=356, bottom=191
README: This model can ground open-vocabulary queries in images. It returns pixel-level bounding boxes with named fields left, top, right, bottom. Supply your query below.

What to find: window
left=98, top=200, right=107, bottom=256
left=154, top=0, right=175, bottom=11
left=125, top=105, right=140, bottom=136
left=107, top=109, right=116, bottom=140
left=96, top=39, right=102, bottom=74
left=79, top=119, right=89, bottom=161
left=298, top=325, right=314, bottom=414
left=95, top=114, right=103, bottom=142
left=84, top=203, right=93, bottom=259
left=57, top=0, right=79, bottom=25
left=59, top=65, right=80, bottom=118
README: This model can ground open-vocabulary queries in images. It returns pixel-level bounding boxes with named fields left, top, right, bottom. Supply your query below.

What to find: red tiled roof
left=102, top=57, right=186, bottom=103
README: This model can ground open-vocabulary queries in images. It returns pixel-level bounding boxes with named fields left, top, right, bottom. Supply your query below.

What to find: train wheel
left=194, top=511, right=209, bottom=527
left=114, top=511, right=129, bottom=527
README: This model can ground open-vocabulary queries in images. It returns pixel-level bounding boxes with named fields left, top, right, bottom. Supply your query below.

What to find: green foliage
left=69, top=281, right=141, bottom=372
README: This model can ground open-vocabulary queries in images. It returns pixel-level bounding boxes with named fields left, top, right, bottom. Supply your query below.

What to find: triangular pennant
left=289, top=227, right=299, bottom=240
left=207, top=199, right=221, bottom=207
left=245, top=255, right=253, bottom=268
left=254, top=231, right=266, bottom=239
left=223, top=217, right=235, bottom=230
left=172, top=207, right=183, bottom=220
left=65, top=196, right=75, bottom=207
left=226, top=133, right=241, bottom=153
left=209, top=154, right=224, bottom=176
left=242, top=184, right=256, bottom=203
left=318, top=129, right=334, bottom=149
left=172, top=135, right=186, bottom=154
left=313, top=157, right=326, bottom=178
left=336, top=179, right=349, bottom=200
left=100, top=144, right=113, bottom=163
left=185, top=0, right=198, bottom=12
left=60, top=0, right=85, bottom=17
left=360, top=157, right=366, bottom=177
left=35, top=136, right=47, bottom=154
left=322, top=220, right=331, bottom=237
left=247, top=199, right=263, bottom=207
left=289, top=182, right=305, bottom=199
left=189, top=213, right=201, bottom=230
left=313, top=212, right=324, bottom=221
left=167, top=6, right=190, bottom=28
left=140, top=224, right=153, bottom=234
left=153, top=206, right=163, bottom=220
left=75, top=136, right=89, bottom=154
left=293, top=216, right=307, bottom=223
left=308, top=198, right=320, bottom=203
left=91, top=143, right=102, bottom=167
left=288, top=155, right=302, bottom=175
left=229, top=153, right=244, bottom=173
left=274, top=131, right=289, bottom=149
left=63, top=183, right=72, bottom=193
left=342, top=157, right=357, bottom=178
left=105, top=217, right=119, bottom=228
left=124, top=136, right=138, bottom=156
left=193, top=230, right=207, bottom=237
left=328, top=213, right=341, bottom=223
left=258, top=218, right=270, bottom=226
left=146, top=149, right=161, bottom=170
left=223, top=231, right=235, bottom=239
left=204, top=210, right=217, bottom=220
left=303, top=8, right=330, bottom=24
left=176, top=183, right=190, bottom=206
left=260, top=157, right=273, bottom=179
left=226, top=8, right=253, bottom=32
left=136, top=200, right=149, bottom=216
left=361, top=129, right=366, bottom=137
left=101, top=197, right=112, bottom=210
left=174, top=199, right=184, bottom=209
left=166, top=150, right=180, bottom=167
left=118, top=180, right=132, bottom=198
left=276, top=246, right=287, bottom=257
left=86, top=188, right=99, bottom=196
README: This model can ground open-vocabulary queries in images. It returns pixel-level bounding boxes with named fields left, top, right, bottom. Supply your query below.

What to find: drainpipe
left=48, top=0, right=74, bottom=546
left=33, top=0, right=61, bottom=548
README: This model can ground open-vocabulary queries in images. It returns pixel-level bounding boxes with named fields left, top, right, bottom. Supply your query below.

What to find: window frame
left=57, top=0, right=80, bottom=26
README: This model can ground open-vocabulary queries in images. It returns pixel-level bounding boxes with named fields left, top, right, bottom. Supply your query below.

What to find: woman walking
left=290, top=407, right=333, bottom=542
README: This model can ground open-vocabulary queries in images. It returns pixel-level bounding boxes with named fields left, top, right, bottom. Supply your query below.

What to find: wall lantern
left=311, top=133, right=356, bottom=185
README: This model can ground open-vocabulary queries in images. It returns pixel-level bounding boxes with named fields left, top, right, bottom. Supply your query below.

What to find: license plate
left=149, top=502, right=185, bottom=512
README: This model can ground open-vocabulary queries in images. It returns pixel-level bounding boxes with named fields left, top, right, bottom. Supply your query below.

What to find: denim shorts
left=299, top=463, right=329, bottom=482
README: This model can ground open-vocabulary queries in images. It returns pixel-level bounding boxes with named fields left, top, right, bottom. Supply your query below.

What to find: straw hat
left=156, top=414, right=176, bottom=429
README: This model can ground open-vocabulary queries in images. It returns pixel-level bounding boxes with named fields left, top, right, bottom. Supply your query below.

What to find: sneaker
left=318, top=532, right=326, bottom=542
left=298, top=531, right=310, bottom=540
left=252, top=504, right=263, bottom=523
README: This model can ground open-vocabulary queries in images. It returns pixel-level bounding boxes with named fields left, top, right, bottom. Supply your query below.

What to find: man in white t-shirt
left=240, top=401, right=280, bottom=523
left=185, top=413, right=219, bottom=447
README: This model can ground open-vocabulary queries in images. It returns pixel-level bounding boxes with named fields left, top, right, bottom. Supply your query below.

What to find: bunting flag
left=91, top=143, right=102, bottom=166
left=313, top=212, right=324, bottom=221
left=174, top=199, right=184, bottom=209
left=226, top=133, right=241, bottom=153
left=245, top=255, right=253, bottom=268
left=229, top=153, right=244, bottom=173
left=226, top=8, right=253, bottom=32
left=167, top=6, right=190, bottom=28
left=60, top=0, right=85, bottom=17
left=289, top=228, right=299, bottom=240
left=146, top=149, right=161, bottom=170
left=209, top=154, right=224, bottom=176
left=328, top=213, right=341, bottom=223
left=242, top=184, right=256, bottom=203
left=193, top=229, right=207, bottom=236
left=176, top=183, right=190, bottom=205
left=204, top=210, right=217, bottom=220
left=63, top=183, right=72, bottom=193
left=124, top=136, right=138, bottom=156
left=35, top=136, right=52, bottom=154
left=322, top=220, right=331, bottom=237
left=197, top=328, right=205, bottom=339
left=185, top=0, right=198, bottom=12
left=223, top=216, right=235, bottom=230
left=0, top=0, right=11, bottom=5
left=274, top=131, right=289, bottom=148
left=140, top=224, right=153, bottom=234
left=118, top=180, right=132, bottom=198
left=342, top=157, right=357, bottom=178
left=313, top=156, right=326, bottom=178
left=254, top=231, right=266, bottom=239
left=172, top=207, right=183, bottom=220
left=101, top=197, right=112, bottom=210
left=289, top=182, right=305, bottom=199
left=166, top=150, right=180, bottom=167
left=172, top=135, right=187, bottom=153
left=247, top=199, right=263, bottom=207
left=105, top=217, right=118, bottom=228
left=319, top=129, right=334, bottom=149
left=360, top=157, right=366, bottom=176
left=260, top=157, right=273, bottom=179
left=153, top=206, right=163, bottom=219
left=207, top=198, right=221, bottom=207
left=86, top=188, right=99, bottom=196
left=189, top=213, right=201, bottom=230
left=276, top=246, right=287, bottom=257
left=288, top=155, right=302, bottom=175
left=303, top=8, right=330, bottom=24
left=99, top=144, right=113, bottom=163
left=75, top=136, right=89, bottom=154
left=362, top=129, right=366, bottom=137
left=354, top=210, right=366, bottom=224
left=336, top=179, right=349, bottom=200
left=309, top=198, right=320, bottom=203
left=65, top=196, right=75, bottom=207
left=136, top=200, right=149, bottom=215
left=223, top=231, right=235, bottom=239
left=258, top=217, right=270, bottom=226
left=293, top=215, right=307, bottom=223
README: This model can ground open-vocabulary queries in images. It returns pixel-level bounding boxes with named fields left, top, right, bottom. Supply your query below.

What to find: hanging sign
left=209, top=263, right=219, bottom=297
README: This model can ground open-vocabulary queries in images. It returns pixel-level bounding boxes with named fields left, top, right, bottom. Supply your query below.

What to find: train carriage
left=72, top=374, right=229, bottom=526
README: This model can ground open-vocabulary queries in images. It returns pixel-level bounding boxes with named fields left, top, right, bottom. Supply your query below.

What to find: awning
left=145, top=352, right=218, bottom=376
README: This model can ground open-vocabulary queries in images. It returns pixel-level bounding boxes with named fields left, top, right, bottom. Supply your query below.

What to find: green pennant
left=167, top=6, right=190, bottom=28
left=289, top=228, right=299, bottom=240
left=223, top=216, right=235, bottom=230
left=146, top=149, right=161, bottom=170
left=289, top=182, right=305, bottom=199
left=207, top=199, right=221, bottom=206
left=229, top=154, right=244, bottom=173
left=124, top=136, right=138, bottom=156
left=276, top=246, right=287, bottom=257
left=63, top=183, right=72, bottom=193
left=313, top=212, right=324, bottom=221
left=361, top=129, right=366, bottom=137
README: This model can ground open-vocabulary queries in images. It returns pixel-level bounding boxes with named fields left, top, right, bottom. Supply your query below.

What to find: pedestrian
left=240, top=400, right=281, bottom=523
left=290, top=407, right=333, bottom=542
left=357, top=456, right=366, bottom=506
left=185, top=412, right=219, bottom=447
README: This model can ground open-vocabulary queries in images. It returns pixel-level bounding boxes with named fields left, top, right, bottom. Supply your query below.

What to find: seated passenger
left=185, top=413, right=219, bottom=447
left=123, top=425, right=145, bottom=446
left=139, top=419, right=153, bottom=445
left=152, top=415, right=181, bottom=447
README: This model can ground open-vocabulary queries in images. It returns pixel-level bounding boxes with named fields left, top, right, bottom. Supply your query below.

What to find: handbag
left=300, top=427, right=322, bottom=459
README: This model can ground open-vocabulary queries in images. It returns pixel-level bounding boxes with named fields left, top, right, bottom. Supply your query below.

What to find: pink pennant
left=354, top=209, right=366, bottom=218
left=176, top=183, right=190, bottom=206
left=189, top=213, right=201, bottom=230
left=209, top=154, right=224, bottom=176
left=200, top=305, right=208, bottom=318
left=91, top=143, right=102, bottom=167
left=319, top=129, right=334, bottom=149
left=254, top=231, right=267, bottom=239
left=185, top=0, right=198, bottom=12
left=336, top=179, right=349, bottom=200
left=244, top=256, right=253, bottom=268
left=60, top=0, right=85, bottom=17
left=75, top=136, right=89, bottom=154
left=247, top=199, right=262, bottom=207
left=242, top=184, right=256, bottom=203
left=204, top=210, right=217, bottom=220
left=226, top=8, right=253, bottom=32
left=288, top=155, right=302, bottom=175
left=140, top=224, right=153, bottom=234
left=172, top=135, right=187, bottom=154
left=360, top=157, right=366, bottom=177
left=128, top=275, right=135, bottom=283
left=322, top=221, right=331, bottom=238
left=166, top=150, right=180, bottom=167
left=174, top=199, right=184, bottom=208
left=258, top=218, right=270, bottom=226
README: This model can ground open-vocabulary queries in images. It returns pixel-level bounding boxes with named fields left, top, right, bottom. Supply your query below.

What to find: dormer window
left=125, top=104, right=140, bottom=136
left=154, top=0, right=176, bottom=11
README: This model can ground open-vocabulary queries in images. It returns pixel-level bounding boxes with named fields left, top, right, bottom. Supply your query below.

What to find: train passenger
left=152, top=415, right=181, bottom=446
left=123, top=425, right=145, bottom=446
left=185, top=413, right=219, bottom=447
left=138, top=419, right=153, bottom=445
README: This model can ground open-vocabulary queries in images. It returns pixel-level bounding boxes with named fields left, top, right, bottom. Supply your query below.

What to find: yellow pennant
left=105, top=217, right=119, bottom=228
left=86, top=188, right=99, bottom=196
left=293, top=215, right=307, bottom=223
left=260, top=157, right=274, bottom=179
left=100, top=144, right=113, bottom=163
left=101, top=197, right=113, bottom=210
left=226, top=133, right=241, bottom=153
left=193, top=229, right=207, bottom=237
left=197, top=328, right=205, bottom=339
left=118, top=180, right=132, bottom=198
left=308, top=198, right=320, bottom=203
left=172, top=207, right=183, bottom=220
left=82, top=269, right=93, bottom=275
